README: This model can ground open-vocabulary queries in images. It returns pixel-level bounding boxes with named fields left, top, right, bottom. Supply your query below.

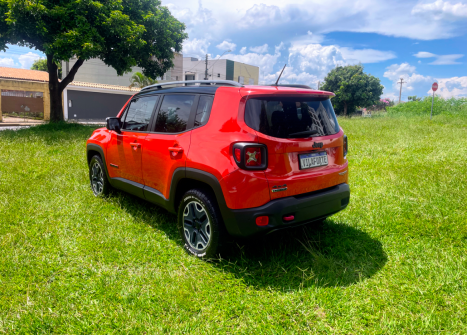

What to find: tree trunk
left=47, top=55, right=63, bottom=122
left=343, top=102, right=348, bottom=116
left=47, top=55, right=84, bottom=122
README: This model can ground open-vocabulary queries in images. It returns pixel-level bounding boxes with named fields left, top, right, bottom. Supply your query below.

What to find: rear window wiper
left=287, top=129, right=319, bottom=138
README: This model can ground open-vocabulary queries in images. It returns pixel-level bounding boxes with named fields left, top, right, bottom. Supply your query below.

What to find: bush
left=388, top=96, right=467, bottom=117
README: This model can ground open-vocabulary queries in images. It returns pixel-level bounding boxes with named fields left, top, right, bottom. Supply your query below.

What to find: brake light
left=245, top=147, right=262, bottom=167
left=234, top=148, right=241, bottom=162
left=343, top=135, right=348, bottom=159
left=232, top=143, right=268, bottom=170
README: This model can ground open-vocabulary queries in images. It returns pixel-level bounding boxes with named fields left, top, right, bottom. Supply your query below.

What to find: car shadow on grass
left=216, top=221, right=387, bottom=290
left=110, top=191, right=387, bottom=291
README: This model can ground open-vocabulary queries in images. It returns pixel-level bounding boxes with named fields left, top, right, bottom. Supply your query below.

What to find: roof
left=0, top=67, right=49, bottom=82
left=69, top=81, right=141, bottom=92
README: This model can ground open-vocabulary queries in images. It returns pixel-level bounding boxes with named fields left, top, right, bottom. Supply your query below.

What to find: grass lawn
left=1, top=115, right=466, bottom=333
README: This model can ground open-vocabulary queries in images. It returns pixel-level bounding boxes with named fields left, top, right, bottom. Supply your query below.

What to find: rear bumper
left=222, top=183, right=350, bottom=238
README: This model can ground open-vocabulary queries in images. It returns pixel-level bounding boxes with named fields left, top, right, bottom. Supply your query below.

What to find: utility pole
left=318, top=81, right=320, bottom=90
left=204, top=54, right=208, bottom=80
left=397, top=78, right=406, bottom=104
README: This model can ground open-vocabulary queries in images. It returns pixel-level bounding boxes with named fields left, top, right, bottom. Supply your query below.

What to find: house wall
left=183, top=58, right=228, bottom=80
left=0, top=79, right=50, bottom=120
left=63, top=53, right=183, bottom=86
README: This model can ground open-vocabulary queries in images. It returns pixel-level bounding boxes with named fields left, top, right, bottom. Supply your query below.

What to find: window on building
left=238, top=76, right=244, bottom=84
left=249, top=78, right=254, bottom=85
left=155, top=94, right=195, bottom=133
left=194, top=95, right=214, bottom=127
left=122, top=95, right=159, bottom=131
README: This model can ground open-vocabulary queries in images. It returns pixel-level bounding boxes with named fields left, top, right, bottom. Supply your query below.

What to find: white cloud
left=18, top=52, right=41, bottom=69
left=216, top=40, right=236, bottom=51
left=436, top=77, right=467, bottom=97
left=249, top=44, right=269, bottom=54
left=430, top=54, right=463, bottom=65
left=340, top=47, right=397, bottom=63
left=413, top=51, right=464, bottom=64
left=183, top=38, right=211, bottom=59
left=414, top=51, right=437, bottom=58
left=412, top=0, right=467, bottom=20
left=384, top=63, right=417, bottom=81
left=0, top=57, right=15, bottom=67
left=240, top=47, right=247, bottom=55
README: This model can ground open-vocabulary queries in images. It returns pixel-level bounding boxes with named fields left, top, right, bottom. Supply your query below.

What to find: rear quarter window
left=245, top=97, right=339, bottom=138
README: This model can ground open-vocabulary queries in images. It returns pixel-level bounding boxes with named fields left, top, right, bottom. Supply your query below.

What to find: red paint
left=283, top=215, right=295, bottom=222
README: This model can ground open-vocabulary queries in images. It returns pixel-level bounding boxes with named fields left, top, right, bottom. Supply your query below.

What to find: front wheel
left=89, top=155, right=111, bottom=197
left=177, top=189, right=227, bottom=259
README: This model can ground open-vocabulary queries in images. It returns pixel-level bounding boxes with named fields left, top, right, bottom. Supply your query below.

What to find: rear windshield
left=245, top=97, right=340, bottom=138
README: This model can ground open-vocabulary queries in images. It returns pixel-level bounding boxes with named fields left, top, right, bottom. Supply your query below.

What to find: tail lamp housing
left=232, top=142, right=268, bottom=170
left=343, top=135, right=348, bottom=159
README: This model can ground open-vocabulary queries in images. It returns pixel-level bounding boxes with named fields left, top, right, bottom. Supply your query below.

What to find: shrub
left=388, top=96, right=467, bottom=117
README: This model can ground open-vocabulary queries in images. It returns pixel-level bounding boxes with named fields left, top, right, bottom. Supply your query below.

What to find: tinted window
left=245, top=97, right=340, bottom=139
left=155, top=95, right=195, bottom=133
left=194, top=95, right=214, bottom=127
left=122, top=95, right=159, bottom=131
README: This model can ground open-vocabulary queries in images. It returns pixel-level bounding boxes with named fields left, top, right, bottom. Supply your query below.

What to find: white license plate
left=299, top=151, right=328, bottom=169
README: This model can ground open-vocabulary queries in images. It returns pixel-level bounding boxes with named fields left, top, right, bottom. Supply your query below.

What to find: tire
left=177, top=189, right=227, bottom=259
left=89, top=155, right=111, bottom=197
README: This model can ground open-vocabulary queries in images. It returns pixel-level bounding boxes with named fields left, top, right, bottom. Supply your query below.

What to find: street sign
left=430, top=83, right=438, bottom=120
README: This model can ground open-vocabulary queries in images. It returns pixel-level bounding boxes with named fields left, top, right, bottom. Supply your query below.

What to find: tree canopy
left=321, top=65, right=384, bottom=116
left=0, top=0, right=187, bottom=121
left=31, top=58, right=62, bottom=78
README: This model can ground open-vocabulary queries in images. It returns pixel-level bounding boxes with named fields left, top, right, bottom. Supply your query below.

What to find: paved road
left=0, top=126, right=30, bottom=131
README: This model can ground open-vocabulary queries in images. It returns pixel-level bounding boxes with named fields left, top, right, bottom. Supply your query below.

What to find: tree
left=129, top=72, right=157, bottom=88
left=321, top=65, right=384, bottom=116
left=408, top=96, right=421, bottom=102
left=31, top=59, right=62, bottom=79
left=0, top=0, right=186, bottom=122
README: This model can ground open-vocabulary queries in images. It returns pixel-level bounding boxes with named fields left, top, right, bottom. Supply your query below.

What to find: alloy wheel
left=91, top=162, right=104, bottom=195
left=183, top=201, right=211, bottom=250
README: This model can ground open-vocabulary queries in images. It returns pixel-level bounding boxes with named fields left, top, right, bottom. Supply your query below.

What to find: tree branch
left=59, top=58, right=84, bottom=92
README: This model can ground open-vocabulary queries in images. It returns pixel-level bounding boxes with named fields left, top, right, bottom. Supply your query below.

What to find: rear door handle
left=168, top=147, right=183, bottom=153
left=130, top=143, right=141, bottom=149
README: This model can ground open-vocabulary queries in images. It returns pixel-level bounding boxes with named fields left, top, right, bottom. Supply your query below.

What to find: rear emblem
left=272, top=184, right=287, bottom=193
left=312, top=142, right=323, bottom=148
left=246, top=151, right=258, bottom=164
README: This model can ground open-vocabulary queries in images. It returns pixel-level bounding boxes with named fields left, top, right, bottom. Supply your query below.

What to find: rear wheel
left=89, top=155, right=111, bottom=197
left=177, top=189, right=227, bottom=259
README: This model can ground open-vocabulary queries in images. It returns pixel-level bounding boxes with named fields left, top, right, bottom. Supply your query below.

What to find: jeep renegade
left=86, top=80, right=350, bottom=258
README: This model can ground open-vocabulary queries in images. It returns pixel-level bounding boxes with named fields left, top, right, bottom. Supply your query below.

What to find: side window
left=122, top=95, right=159, bottom=131
left=194, top=95, right=214, bottom=127
left=155, top=94, right=195, bottom=133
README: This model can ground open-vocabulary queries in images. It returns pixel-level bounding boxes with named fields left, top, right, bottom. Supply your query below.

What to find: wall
left=183, top=58, right=228, bottom=80
left=0, top=79, right=50, bottom=120
left=1, top=96, right=44, bottom=118
left=63, top=53, right=183, bottom=86
left=233, top=62, right=260, bottom=85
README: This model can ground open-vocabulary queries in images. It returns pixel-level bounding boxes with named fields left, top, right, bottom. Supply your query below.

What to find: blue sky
left=1, top=0, right=466, bottom=100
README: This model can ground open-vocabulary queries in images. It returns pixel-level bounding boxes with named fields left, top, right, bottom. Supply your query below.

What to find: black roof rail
left=141, top=80, right=243, bottom=91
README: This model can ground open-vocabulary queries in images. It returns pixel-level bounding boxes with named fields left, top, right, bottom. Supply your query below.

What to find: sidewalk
left=0, top=116, right=46, bottom=127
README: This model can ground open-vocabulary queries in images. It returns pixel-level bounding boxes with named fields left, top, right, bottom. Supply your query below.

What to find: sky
left=1, top=0, right=466, bottom=101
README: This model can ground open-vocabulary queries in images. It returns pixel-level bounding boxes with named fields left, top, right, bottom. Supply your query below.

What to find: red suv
left=86, top=80, right=350, bottom=258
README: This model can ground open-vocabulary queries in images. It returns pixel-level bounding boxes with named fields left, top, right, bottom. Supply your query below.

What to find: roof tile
left=0, top=67, right=49, bottom=82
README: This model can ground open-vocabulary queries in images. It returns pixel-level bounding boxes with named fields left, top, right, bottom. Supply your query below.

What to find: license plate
left=299, top=151, right=328, bottom=169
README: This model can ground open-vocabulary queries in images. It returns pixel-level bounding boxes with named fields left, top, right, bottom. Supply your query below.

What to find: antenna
left=274, top=64, right=287, bottom=86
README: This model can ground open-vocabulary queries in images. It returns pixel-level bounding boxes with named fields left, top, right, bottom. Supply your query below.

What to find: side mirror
left=106, top=117, right=121, bottom=133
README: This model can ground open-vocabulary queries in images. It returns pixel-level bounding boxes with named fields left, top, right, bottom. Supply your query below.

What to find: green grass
left=1, top=116, right=466, bottom=333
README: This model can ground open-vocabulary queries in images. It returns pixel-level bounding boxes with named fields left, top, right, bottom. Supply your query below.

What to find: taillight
left=343, top=135, right=348, bottom=159
left=256, top=216, right=269, bottom=226
left=232, top=143, right=268, bottom=170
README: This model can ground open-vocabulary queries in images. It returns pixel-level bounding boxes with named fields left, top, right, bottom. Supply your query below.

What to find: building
left=0, top=67, right=50, bottom=121
left=61, top=53, right=183, bottom=86
left=183, top=57, right=259, bottom=85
